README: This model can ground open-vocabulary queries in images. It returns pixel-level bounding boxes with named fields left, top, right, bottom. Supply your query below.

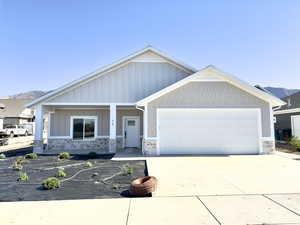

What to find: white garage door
left=291, top=115, right=300, bottom=139
left=157, top=108, right=261, bottom=155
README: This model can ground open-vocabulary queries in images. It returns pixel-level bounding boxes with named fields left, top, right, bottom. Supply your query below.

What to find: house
left=0, top=103, right=4, bottom=130
left=274, top=91, right=300, bottom=140
left=0, top=99, right=34, bottom=127
left=27, top=46, right=285, bottom=155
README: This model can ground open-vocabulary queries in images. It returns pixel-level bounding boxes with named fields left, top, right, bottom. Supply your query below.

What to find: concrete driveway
left=147, top=153, right=300, bottom=196
left=143, top=152, right=300, bottom=224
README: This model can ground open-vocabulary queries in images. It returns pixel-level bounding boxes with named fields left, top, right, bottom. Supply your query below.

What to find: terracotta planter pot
left=129, top=176, right=157, bottom=196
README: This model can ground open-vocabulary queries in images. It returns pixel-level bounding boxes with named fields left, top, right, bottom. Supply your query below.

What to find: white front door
left=291, top=115, right=300, bottom=138
left=124, top=117, right=140, bottom=148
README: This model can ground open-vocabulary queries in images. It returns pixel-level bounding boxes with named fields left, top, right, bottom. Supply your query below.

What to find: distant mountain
left=264, top=87, right=300, bottom=99
left=2, top=90, right=49, bottom=100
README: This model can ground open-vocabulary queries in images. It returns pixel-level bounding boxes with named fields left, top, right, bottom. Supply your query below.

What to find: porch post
left=109, top=104, right=117, bottom=153
left=33, top=105, right=44, bottom=154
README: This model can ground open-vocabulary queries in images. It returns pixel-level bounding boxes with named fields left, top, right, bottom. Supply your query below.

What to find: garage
left=157, top=108, right=262, bottom=155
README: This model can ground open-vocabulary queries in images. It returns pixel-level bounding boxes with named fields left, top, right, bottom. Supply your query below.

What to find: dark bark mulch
left=0, top=154, right=147, bottom=202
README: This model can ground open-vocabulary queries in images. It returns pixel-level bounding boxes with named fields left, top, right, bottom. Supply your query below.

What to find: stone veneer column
left=33, top=105, right=44, bottom=154
left=142, top=138, right=157, bottom=156
left=109, top=104, right=117, bottom=153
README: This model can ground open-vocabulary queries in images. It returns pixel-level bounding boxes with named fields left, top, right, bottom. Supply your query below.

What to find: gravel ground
left=0, top=154, right=147, bottom=201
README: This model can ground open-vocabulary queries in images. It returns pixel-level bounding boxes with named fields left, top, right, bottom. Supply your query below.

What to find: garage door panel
left=158, top=109, right=260, bottom=155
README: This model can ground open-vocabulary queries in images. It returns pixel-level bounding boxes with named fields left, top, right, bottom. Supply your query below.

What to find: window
left=71, top=117, right=96, bottom=140
left=127, top=120, right=135, bottom=126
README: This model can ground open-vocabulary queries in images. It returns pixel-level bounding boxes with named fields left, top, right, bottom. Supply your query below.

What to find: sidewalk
left=1, top=194, right=300, bottom=225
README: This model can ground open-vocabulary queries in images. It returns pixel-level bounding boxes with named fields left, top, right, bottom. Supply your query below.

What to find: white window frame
left=70, top=116, right=98, bottom=141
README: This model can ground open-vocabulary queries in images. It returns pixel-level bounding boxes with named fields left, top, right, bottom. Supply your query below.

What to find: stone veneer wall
left=141, top=139, right=275, bottom=155
left=261, top=139, right=275, bottom=154
left=46, top=138, right=110, bottom=154
left=142, top=138, right=157, bottom=156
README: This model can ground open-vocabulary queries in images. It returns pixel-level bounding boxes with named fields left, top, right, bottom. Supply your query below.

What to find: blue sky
left=0, top=0, right=299, bottom=96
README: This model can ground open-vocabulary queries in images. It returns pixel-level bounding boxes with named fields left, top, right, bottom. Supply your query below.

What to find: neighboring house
left=27, top=46, right=285, bottom=155
left=0, top=99, right=34, bottom=127
left=274, top=91, right=300, bottom=140
left=0, top=103, right=4, bottom=130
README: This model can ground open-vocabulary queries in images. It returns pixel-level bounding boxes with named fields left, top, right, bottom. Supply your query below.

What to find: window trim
left=70, top=116, right=98, bottom=141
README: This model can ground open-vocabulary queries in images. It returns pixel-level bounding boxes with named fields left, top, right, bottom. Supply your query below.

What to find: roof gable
left=27, top=46, right=197, bottom=108
left=137, top=65, right=286, bottom=107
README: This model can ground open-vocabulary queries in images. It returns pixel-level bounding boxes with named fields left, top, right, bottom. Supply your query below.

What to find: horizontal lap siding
left=147, top=81, right=271, bottom=137
left=50, top=108, right=143, bottom=137
left=48, top=62, right=190, bottom=103
left=50, top=109, right=109, bottom=136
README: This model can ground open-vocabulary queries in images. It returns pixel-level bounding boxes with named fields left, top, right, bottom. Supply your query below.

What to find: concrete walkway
left=1, top=194, right=300, bottom=225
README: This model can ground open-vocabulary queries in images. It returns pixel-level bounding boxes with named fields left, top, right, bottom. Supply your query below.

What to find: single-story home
left=274, top=91, right=300, bottom=140
left=0, top=99, right=34, bottom=127
left=27, top=46, right=285, bottom=156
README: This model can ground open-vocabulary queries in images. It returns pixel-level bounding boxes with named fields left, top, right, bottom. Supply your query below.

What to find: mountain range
left=1, top=87, right=299, bottom=100
left=264, top=87, right=299, bottom=99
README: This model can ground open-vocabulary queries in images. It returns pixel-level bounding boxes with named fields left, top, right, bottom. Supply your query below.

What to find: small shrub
left=58, top=152, right=70, bottom=159
left=88, top=152, right=97, bottom=159
left=12, top=162, right=23, bottom=171
left=25, top=153, right=38, bottom=159
left=84, top=162, right=93, bottom=168
left=289, top=136, right=300, bottom=149
left=126, top=167, right=133, bottom=175
left=0, top=153, right=6, bottom=159
left=42, top=177, right=60, bottom=190
left=56, top=168, right=66, bottom=178
left=16, top=156, right=28, bottom=164
left=122, top=164, right=133, bottom=175
left=17, top=172, right=29, bottom=181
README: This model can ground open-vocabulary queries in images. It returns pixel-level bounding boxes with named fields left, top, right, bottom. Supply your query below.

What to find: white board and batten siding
left=157, top=108, right=262, bottom=155
left=48, top=62, right=191, bottom=103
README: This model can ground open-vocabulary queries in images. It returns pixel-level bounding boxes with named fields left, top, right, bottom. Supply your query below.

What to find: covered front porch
left=33, top=103, right=144, bottom=155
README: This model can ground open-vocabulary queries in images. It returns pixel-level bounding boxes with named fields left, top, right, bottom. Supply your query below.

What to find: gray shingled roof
left=0, top=99, right=33, bottom=118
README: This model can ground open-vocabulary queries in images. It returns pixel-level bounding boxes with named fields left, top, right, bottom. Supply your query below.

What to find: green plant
left=0, top=153, right=6, bottom=159
left=16, top=156, right=28, bottom=164
left=56, top=168, right=66, bottom=178
left=122, top=164, right=133, bottom=175
left=58, top=152, right=70, bottom=159
left=42, top=177, right=60, bottom=190
left=17, top=172, right=29, bottom=181
left=126, top=167, right=133, bottom=175
left=25, top=153, right=38, bottom=159
left=289, top=136, right=300, bottom=149
left=12, top=162, right=23, bottom=171
left=88, top=152, right=97, bottom=159
left=84, top=162, right=93, bottom=168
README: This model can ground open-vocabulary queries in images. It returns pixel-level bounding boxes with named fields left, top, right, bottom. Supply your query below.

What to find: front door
left=124, top=117, right=140, bottom=148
